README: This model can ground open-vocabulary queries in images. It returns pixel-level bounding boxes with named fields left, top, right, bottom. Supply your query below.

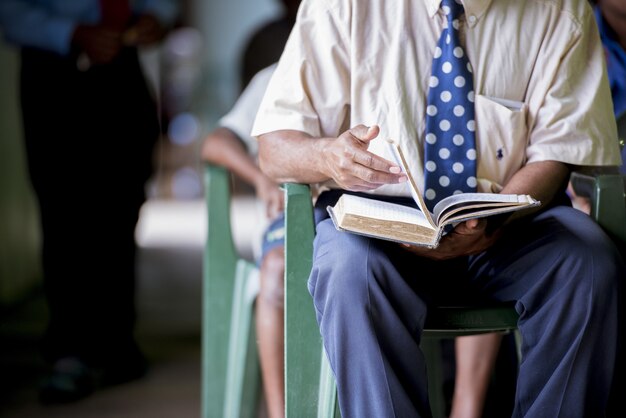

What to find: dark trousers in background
left=20, top=46, right=159, bottom=368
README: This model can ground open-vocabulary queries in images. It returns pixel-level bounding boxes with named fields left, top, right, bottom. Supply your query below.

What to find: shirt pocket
left=474, top=94, right=528, bottom=192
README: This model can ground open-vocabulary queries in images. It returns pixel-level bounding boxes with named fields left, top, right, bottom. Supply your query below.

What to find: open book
left=327, top=140, right=540, bottom=248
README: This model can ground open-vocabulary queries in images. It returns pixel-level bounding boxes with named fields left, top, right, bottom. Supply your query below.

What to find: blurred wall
left=189, top=0, right=281, bottom=124
left=152, top=0, right=283, bottom=199
left=0, top=44, right=42, bottom=307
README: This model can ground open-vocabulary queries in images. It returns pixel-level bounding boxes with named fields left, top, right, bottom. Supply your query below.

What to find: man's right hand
left=72, top=25, right=123, bottom=66
left=320, top=124, right=407, bottom=191
left=255, top=175, right=285, bottom=220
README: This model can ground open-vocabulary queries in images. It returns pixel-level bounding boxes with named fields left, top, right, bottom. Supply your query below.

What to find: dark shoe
left=39, top=357, right=95, bottom=404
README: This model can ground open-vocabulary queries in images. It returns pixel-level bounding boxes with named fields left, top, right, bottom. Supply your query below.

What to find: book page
left=438, top=202, right=539, bottom=227
left=433, top=193, right=538, bottom=223
left=340, top=194, right=433, bottom=228
left=386, top=140, right=437, bottom=229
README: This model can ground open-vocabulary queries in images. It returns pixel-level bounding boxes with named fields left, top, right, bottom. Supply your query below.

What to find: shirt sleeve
left=527, top=5, right=622, bottom=167
left=251, top=0, right=351, bottom=139
left=0, top=0, right=76, bottom=55
left=218, top=64, right=277, bottom=156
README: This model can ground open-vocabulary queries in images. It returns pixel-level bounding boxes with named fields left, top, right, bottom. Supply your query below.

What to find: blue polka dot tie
left=423, top=0, right=477, bottom=211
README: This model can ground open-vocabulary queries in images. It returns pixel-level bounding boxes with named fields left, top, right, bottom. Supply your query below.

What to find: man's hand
left=122, top=14, right=167, bottom=47
left=255, top=175, right=284, bottom=220
left=72, top=25, right=124, bottom=65
left=320, top=124, right=407, bottom=191
left=401, top=218, right=502, bottom=260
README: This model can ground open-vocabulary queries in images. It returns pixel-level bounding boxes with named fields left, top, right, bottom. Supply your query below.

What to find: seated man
left=252, top=0, right=625, bottom=417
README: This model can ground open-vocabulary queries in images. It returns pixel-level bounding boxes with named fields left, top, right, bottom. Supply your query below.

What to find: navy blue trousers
left=308, top=192, right=624, bottom=418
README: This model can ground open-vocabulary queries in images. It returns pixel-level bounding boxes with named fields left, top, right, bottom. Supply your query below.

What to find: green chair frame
left=202, top=164, right=261, bottom=418
left=283, top=171, right=626, bottom=418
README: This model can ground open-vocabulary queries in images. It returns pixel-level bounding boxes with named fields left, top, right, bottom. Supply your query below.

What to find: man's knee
left=558, top=225, right=622, bottom=298
left=259, top=246, right=285, bottom=308
left=534, top=218, right=624, bottom=325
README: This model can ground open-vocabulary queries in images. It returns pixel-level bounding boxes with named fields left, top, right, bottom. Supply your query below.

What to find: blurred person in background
left=202, top=3, right=300, bottom=417
left=202, top=63, right=286, bottom=418
left=595, top=0, right=626, bottom=159
left=0, top=0, right=178, bottom=405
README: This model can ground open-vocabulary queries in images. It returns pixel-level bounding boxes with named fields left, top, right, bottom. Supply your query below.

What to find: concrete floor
left=0, top=198, right=266, bottom=418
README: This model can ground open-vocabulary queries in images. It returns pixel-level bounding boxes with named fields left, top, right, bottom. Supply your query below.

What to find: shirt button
left=468, top=15, right=477, bottom=24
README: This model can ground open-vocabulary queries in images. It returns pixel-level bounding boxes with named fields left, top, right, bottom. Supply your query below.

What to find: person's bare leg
left=449, top=333, right=503, bottom=418
left=256, top=246, right=285, bottom=418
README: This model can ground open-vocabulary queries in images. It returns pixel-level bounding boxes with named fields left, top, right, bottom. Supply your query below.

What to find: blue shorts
left=259, top=211, right=285, bottom=265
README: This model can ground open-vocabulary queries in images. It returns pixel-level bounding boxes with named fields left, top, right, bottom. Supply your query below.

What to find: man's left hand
left=400, top=218, right=501, bottom=260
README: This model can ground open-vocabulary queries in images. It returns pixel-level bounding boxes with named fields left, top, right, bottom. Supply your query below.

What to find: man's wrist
left=315, top=137, right=335, bottom=181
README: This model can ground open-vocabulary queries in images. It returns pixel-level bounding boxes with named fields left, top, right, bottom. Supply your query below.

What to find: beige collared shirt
left=251, top=0, right=621, bottom=196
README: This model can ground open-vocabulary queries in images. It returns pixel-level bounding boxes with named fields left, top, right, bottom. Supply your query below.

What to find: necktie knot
left=441, top=0, right=464, bottom=22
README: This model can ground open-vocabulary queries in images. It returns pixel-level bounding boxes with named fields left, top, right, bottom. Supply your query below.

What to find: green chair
left=283, top=171, right=626, bottom=418
left=202, top=164, right=262, bottom=418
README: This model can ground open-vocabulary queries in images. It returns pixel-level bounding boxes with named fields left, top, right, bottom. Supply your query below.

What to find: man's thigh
left=467, top=205, right=624, bottom=305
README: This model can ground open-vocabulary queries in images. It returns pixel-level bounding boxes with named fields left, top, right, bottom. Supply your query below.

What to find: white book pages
left=340, top=194, right=433, bottom=229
